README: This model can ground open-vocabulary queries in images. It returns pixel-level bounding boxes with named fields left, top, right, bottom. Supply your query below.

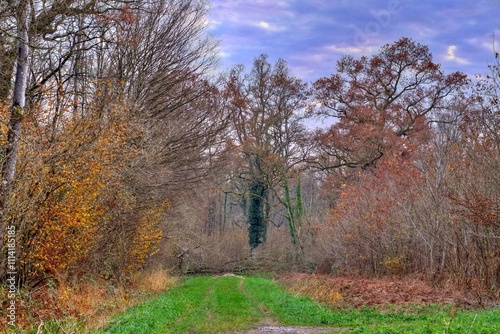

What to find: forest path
left=234, top=274, right=342, bottom=334
left=98, top=274, right=345, bottom=333
left=97, top=274, right=499, bottom=334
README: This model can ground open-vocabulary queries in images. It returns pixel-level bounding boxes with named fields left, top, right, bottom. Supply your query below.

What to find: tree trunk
left=248, top=181, right=268, bottom=252
left=1, top=0, right=30, bottom=278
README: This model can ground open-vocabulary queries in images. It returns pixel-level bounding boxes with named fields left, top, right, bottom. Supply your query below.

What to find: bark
left=248, top=181, right=268, bottom=252
left=1, top=0, right=30, bottom=277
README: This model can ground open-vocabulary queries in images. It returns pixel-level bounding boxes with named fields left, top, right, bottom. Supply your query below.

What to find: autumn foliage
left=278, top=273, right=473, bottom=309
left=0, top=7, right=499, bottom=330
left=1, top=0, right=219, bottom=285
left=310, top=38, right=499, bottom=295
left=7, top=97, right=164, bottom=281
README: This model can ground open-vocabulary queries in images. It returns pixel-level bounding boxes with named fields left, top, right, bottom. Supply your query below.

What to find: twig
left=36, top=321, right=43, bottom=334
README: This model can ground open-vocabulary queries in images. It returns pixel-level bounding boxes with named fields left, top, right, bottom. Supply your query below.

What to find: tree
left=109, top=0, right=217, bottom=117
left=283, top=176, right=305, bottom=259
left=0, top=0, right=225, bottom=281
left=0, top=3, right=17, bottom=102
left=0, top=0, right=30, bottom=277
left=0, top=0, right=124, bottom=279
left=311, top=37, right=469, bottom=170
left=311, top=37, right=497, bottom=291
left=224, top=55, right=309, bottom=254
left=442, top=46, right=500, bottom=291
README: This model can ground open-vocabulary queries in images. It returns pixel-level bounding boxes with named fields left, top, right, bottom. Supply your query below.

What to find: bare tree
left=224, top=55, right=310, bottom=254
left=0, top=0, right=30, bottom=276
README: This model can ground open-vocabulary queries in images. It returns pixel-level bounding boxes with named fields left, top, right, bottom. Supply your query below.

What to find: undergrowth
left=0, top=269, right=179, bottom=333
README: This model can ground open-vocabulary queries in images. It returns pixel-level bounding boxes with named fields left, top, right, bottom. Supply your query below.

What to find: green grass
left=96, top=276, right=262, bottom=334
left=97, top=275, right=500, bottom=334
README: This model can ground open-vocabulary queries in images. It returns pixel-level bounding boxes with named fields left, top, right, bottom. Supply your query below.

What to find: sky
left=208, top=0, right=500, bottom=83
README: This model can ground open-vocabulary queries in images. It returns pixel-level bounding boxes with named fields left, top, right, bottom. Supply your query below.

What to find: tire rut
left=233, top=275, right=344, bottom=334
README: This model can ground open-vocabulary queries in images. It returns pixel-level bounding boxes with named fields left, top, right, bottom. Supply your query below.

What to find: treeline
left=0, top=0, right=498, bottom=297
left=0, top=0, right=224, bottom=282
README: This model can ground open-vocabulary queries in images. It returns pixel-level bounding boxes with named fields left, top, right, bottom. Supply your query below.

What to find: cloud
left=325, top=44, right=375, bottom=55
left=467, top=36, right=496, bottom=53
left=257, top=21, right=286, bottom=32
left=445, top=45, right=470, bottom=64
left=259, top=21, right=270, bottom=29
left=209, top=0, right=496, bottom=80
left=210, top=0, right=290, bottom=27
left=405, top=23, right=438, bottom=39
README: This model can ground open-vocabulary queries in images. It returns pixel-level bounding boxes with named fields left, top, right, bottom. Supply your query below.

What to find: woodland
left=0, top=0, right=498, bottom=330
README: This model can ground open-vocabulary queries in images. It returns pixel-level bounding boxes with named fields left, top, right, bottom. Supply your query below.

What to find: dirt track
left=239, top=317, right=344, bottom=334
left=244, top=325, right=343, bottom=333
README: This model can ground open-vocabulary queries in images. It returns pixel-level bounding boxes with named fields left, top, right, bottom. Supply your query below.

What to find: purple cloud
left=209, top=0, right=500, bottom=81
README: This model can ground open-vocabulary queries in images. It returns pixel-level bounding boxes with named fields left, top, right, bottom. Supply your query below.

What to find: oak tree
left=311, top=37, right=468, bottom=170
left=224, top=55, right=309, bottom=253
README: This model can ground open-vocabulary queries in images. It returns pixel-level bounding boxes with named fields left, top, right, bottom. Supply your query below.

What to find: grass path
left=97, top=275, right=500, bottom=334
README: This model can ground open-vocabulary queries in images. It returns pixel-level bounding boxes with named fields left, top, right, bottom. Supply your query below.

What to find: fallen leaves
left=277, top=273, right=476, bottom=309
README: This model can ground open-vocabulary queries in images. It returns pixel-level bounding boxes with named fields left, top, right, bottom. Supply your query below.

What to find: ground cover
left=97, top=274, right=499, bottom=334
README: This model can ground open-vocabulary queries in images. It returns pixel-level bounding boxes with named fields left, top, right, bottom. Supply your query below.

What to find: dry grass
left=0, top=269, right=180, bottom=332
left=136, top=268, right=181, bottom=293
left=56, top=280, right=132, bottom=330
left=277, top=273, right=475, bottom=309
